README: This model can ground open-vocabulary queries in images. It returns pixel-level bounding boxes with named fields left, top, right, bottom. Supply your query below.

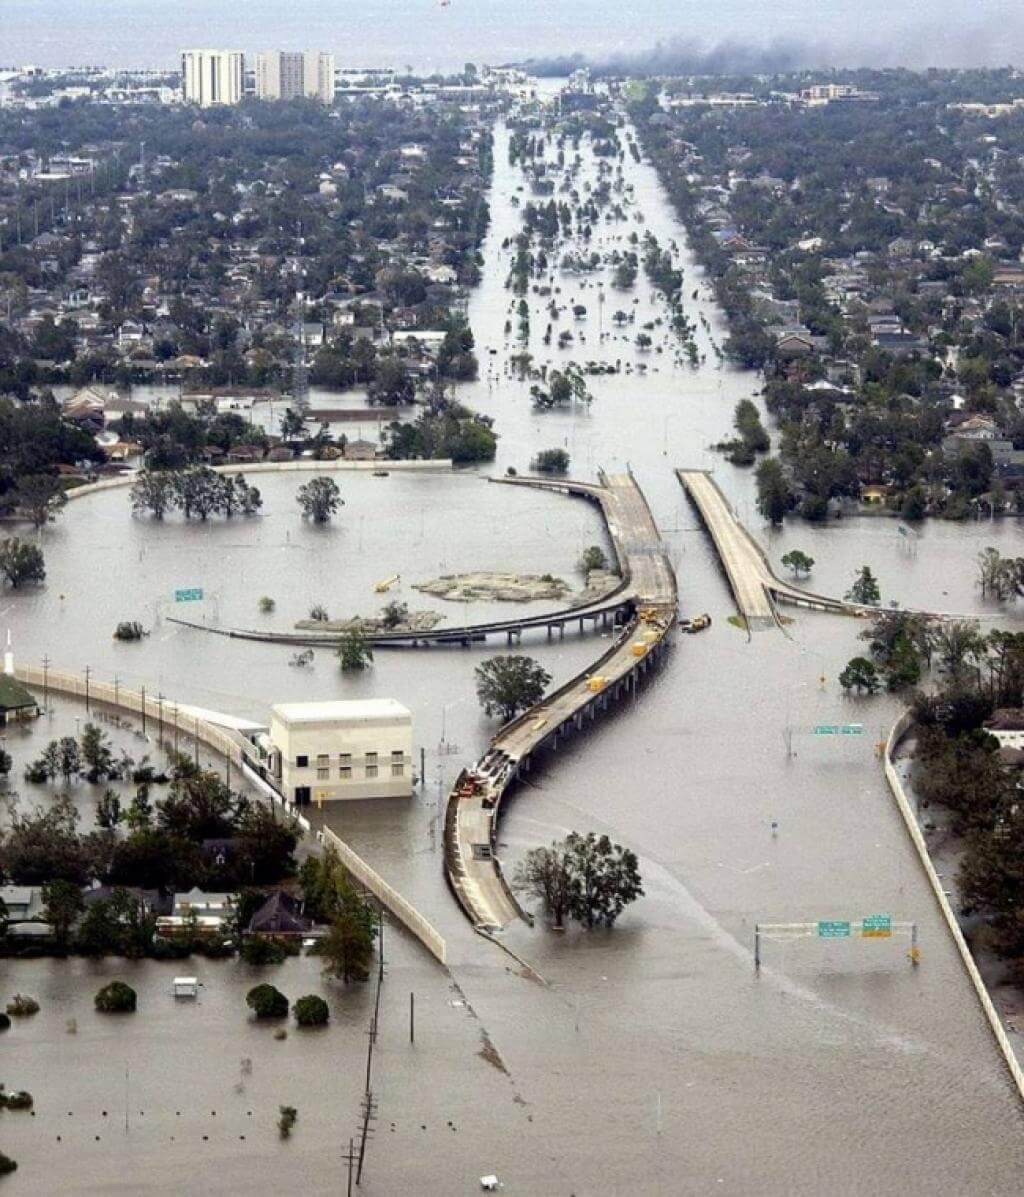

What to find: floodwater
left=4, top=97, right=1024, bottom=1194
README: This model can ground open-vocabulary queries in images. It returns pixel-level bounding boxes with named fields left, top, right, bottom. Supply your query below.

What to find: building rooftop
left=271, top=698, right=411, bottom=725
left=0, top=674, right=38, bottom=712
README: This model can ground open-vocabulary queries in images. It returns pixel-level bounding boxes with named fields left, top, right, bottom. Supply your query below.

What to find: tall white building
left=255, top=50, right=334, bottom=105
left=181, top=50, right=244, bottom=107
left=303, top=51, right=335, bottom=105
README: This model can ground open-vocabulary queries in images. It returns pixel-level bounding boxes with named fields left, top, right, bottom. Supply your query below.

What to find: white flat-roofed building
left=269, top=698, right=413, bottom=804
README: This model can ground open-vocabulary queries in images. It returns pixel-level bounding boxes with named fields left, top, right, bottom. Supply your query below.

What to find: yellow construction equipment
left=374, top=574, right=400, bottom=593
left=586, top=676, right=607, bottom=693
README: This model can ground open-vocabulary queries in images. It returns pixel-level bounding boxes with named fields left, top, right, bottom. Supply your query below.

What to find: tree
left=755, top=457, right=792, bottom=526
left=279, top=408, right=307, bottom=444
left=838, top=657, right=881, bottom=694
left=246, top=983, right=289, bottom=1019
left=935, top=619, right=986, bottom=682
left=297, top=476, right=342, bottom=523
left=80, top=723, right=115, bottom=782
left=564, top=831, right=644, bottom=928
left=96, top=788, right=122, bottom=830
left=845, top=566, right=881, bottom=606
left=579, top=545, right=609, bottom=573
left=337, top=629, right=373, bottom=672
left=531, top=448, right=570, bottom=474
left=515, top=832, right=643, bottom=929
left=368, top=356, right=415, bottom=406
left=781, top=549, right=814, bottom=577
left=57, top=736, right=81, bottom=782
left=173, top=466, right=222, bottom=520
left=379, top=600, right=408, bottom=630
left=42, top=879, right=85, bottom=949
left=475, top=655, right=551, bottom=722
left=514, top=842, right=573, bottom=929
left=13, top=473, right=67, bottom=528
left=94, top=981, right=137, bottom=1013
left=0, top=537, right=45, bottom=588
left=130, top=470, right=175, bottom=519
left=293, top=994, right=329, bottom=1027
left=319, top=882, right=378, bottom=984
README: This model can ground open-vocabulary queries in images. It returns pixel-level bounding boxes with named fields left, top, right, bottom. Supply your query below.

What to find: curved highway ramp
left=677, top=469, right=858, bottom=628
left=444, top=470, right=678, bottom=932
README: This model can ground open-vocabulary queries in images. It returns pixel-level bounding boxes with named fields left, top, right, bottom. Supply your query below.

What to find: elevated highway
left=444, top=471, right=678, bottom=932
left=677, top=469, right=857, bottom=628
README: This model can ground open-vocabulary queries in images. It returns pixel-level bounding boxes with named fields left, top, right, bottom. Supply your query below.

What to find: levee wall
left=884, top=712, right=1024, bottom=1103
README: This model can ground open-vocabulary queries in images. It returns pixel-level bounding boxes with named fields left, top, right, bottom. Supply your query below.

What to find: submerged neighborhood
left=3, top=11, right=1024, bottom=1194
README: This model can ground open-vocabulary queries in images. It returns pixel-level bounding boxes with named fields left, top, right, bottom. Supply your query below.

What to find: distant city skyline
left=2, top=0, right=1024, bottom=72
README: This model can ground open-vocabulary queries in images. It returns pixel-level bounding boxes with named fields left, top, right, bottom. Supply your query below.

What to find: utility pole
left=84, top=664, right=91, bottom=713
left=341, top=1138, right=358, bottom=1197
left=140, top=685, right=146, bottom=735
left=355, top=1091, right=377, bottom=1185
left=409, top=992, right=415, bottom=1044
left=42, top=654, right=50, bottom=710
left=157, top=693, right=164, bottom=745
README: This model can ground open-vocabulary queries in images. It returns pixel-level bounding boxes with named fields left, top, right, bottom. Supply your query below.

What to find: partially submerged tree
left=838, top=656, right=881, bottom=694
left=337, top=629, right=373, bottom=672
left=515, top=832, right=643, bottom=929
left=845, top=566, right=881, bottom=606
left=475, top=655, right=551, bottom=722
left=297, top=476, right=343, bottom=523
left=0, top=537, right=45, bottom=588
left=781, top=549, right=814, bottom=577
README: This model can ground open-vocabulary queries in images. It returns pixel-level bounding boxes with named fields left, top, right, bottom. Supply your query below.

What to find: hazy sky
left=1, top=0, right=1022, bottom=71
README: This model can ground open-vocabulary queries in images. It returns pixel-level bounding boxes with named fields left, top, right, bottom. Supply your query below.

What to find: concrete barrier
left=320, top=827, right=447, bottom=965
left=884, top=712, right=1024, bottom=1102
left=13, top=664, right=447, bottom=968
left=63, top=457, right=454, bottom=503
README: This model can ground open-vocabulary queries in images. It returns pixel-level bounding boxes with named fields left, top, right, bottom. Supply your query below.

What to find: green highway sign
left=862, top=914, right=893, bottom=938
left=813, top=724, right=864, bottom=737
left=174, top=587, right=203, bottom=603
left=818, top=921, right=851, bottom=938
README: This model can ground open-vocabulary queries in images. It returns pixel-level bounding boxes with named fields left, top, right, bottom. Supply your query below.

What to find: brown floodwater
left=3, top=99, right=1024, bottom=1195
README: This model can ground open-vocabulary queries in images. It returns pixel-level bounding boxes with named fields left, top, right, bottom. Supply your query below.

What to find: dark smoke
left=525, top=25, right=1018, bottom=77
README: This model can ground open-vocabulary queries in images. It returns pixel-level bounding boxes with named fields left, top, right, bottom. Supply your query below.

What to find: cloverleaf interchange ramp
left=443, top=470, right=678, bottom=933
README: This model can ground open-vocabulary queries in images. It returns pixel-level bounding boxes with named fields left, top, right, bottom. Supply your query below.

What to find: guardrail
left=883, top=712, right=1024, bottom=1103
left=13, top=664, right=447, bottom=968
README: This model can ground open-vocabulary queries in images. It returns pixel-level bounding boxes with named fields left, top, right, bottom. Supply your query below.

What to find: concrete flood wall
left=13, top=665, right=448, bottom=968
left=884, top=712, right=1024, bottom=1102
left=63, top=457, right=454, bottom=503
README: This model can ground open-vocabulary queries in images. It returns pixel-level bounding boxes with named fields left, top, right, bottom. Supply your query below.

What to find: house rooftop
left=0, top=674, right=38, bottom=712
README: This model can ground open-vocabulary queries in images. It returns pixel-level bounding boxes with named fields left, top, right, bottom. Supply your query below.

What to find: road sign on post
left=818, top=920, right=851, bottom=938
left=813, top=724, right=864, bottom=737
left=174, top=587, right=203, bottom=603
left=861, top=914, right=893, bottom=938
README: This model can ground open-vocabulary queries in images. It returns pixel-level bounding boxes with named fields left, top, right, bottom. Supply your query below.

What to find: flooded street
left=4, top=96, right=1024, bottom=1194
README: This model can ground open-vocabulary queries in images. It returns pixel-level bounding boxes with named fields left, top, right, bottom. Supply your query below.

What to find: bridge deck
left=445, top=471, right=677, bottom=932
left=677, top=469, right=854, bottom=624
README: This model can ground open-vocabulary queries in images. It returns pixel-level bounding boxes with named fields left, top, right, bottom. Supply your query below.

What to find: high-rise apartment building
left=180, top=50, right=244, bottom=107
left=255, top=50, right=335, bottom=104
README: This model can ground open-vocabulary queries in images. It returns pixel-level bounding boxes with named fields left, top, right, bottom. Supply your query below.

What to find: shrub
left=579, top=545, right=609, bottom=573
left=278, top=1105, right=297, bottom=1138
left=246, top=983, right=289, bottom=1019
left=94, top=981, right=137, bottom=1013
left=113, top=621, right=146, bottom=641
left=0, top=1151, right=16, bottom=1175
left=293, top=994, right=329, bottom=1027
left=240, top=937, right=287, bottom=966
left=6, top=994, right=39, bottom=1017
left=258, top=596, right=276, bottom=613
left=0, top=1013, right=9, bottom=1032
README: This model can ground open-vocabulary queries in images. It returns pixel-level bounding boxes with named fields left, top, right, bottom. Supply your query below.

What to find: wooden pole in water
left=410, top=991, right=415, bottom=1044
